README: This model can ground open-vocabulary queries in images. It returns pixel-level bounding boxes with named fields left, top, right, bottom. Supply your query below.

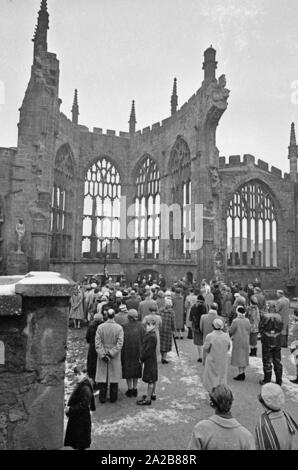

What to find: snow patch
left=93, top=409, right=192, bottom=437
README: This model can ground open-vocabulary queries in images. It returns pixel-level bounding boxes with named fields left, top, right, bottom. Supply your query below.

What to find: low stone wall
left=0, top=272, right=75, bottom=450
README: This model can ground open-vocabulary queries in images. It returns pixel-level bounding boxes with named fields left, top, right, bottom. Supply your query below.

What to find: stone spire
left=71, top=89, right=79, bottom=124
left=288, top=122, right=297, bottom=182
left=171, top=78, right=178, bottom=116
left=202, top=45, right=217, bottom=84
left=32, top=0, right=49, bottom=60
left=129, top=100, right=137, bottom=135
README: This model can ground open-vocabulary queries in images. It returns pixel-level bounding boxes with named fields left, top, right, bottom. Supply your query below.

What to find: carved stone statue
left=209, top=166, right=220, bottom=195
left=16, top=219, right=26, bottom=253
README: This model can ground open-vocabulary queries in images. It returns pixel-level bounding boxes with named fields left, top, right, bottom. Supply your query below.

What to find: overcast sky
left=1, top=0, right=298, bottom=173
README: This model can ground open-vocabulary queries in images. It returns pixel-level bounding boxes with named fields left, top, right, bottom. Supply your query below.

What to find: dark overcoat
left=141, top=330, right=158, bottom=383
left=64, top=378, right=96, bottom=450
left=121, top=321, right=144, bottom=379
left=190, top=303, right=207, bottom=346
left=86, top=320, right=103, bottom=381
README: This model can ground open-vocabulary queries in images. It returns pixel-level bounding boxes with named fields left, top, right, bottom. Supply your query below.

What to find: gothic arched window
left=82, top=158, right=121, bottom=259
left=134, top=156, right=160, bottom=259
left=227, top=181, right=277, bottom=267
left=50, top=144, right=75, bottom=260
left=169, top=137, right=191, bottom=258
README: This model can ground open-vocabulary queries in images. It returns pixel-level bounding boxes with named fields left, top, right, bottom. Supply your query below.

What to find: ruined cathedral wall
left=219, top=155, right=296, bottom=290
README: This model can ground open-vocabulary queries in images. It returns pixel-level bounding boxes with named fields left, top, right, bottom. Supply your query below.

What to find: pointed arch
left=50, top=144, right=75, bottom=260
left=169, top=136, right=192, bottom=259
left=133, top=155, right=160, bottom=259
left=82, top=157, right=121, bottom=259
left=226, top=179, right=278, bottom=267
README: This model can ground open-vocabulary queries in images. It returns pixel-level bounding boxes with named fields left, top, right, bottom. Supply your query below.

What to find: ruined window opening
left=50, top=145, right=74, bottom=260
left=169, top=137, right=191, bottom=259
left=82, top=158, right=121, bottom=259
left=226, top=181, right=277, bottom=268
left=134, top=156, right=160, bottom=259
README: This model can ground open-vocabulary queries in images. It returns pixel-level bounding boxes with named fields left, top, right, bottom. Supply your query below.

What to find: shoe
left=259, top=379, right=271, bottom=386
left=290, top=378, right=298, bottom=384
left=137, top=398, right=151, bottom=406
left=132, top=389, right=138, bottom=397
left=142, top=394, right=156, bottom=401
left=125, top=390, right=133, bottom=397
left=197, top=358, right=202, bottom=363
left=233, top=373, right=245, bottom=381
left=161, top=359, right=169, bottom=364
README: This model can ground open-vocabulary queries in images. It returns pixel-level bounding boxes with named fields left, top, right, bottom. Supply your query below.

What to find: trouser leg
left=272, top=347, right=283, bottom=385
left=109, top=383, right=118, bottom=403
left=262, top=345, right=272, bottom=382
left=99, top=383, right=107, bottom=403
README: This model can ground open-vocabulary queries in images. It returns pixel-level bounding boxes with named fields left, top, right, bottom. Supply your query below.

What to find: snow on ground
left=93, top=408, right=192, bottom=437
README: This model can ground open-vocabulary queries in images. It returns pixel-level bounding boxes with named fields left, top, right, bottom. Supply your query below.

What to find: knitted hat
left=119, top=304, right=128, bottom=312
left=260, top=383, right=285, bottom=411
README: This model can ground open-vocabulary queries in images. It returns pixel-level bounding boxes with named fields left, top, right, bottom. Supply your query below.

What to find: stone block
left=243, top=154, right=255, bottom=166
left=271, top=166, right=282, bottom=178
left=219, top=157, right=226, bottom=168
left=229, top=155, right=241, bottom=165
left=257, top=159, right=269, bottom=172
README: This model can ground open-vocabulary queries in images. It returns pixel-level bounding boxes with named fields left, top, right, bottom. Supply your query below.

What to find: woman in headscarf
left=86, top=313, right=104, bottom=387
left=143, top=304, right=162, bottom=362
left=121, top=309, right=144, bottom=397
left=137, top=318, right=158, bottom=405
left=203, top=318, right=231, bottom=392
left=229, top=305, right=251, bottom=381
left=159, top=297, right=176, bottom=364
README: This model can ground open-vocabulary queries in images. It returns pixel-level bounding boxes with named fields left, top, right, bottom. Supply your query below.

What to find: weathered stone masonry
left=0, top=272, right=74, bottom=450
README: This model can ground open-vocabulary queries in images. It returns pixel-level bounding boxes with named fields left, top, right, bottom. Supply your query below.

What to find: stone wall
left=0, top=272, right=74, bottom=450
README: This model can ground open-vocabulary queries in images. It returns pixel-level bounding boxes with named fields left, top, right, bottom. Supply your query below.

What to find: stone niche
left=0, top=272, right=75, bottom=450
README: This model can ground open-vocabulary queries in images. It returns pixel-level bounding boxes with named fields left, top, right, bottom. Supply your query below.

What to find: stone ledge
left=14, top=272, right=75, bottom=298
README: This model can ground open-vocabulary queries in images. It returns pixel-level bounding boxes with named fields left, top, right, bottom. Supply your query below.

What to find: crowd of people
left=64, top=274, right=298, bottom=450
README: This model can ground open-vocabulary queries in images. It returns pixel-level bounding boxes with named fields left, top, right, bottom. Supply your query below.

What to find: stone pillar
left=0, top=272, right=75, bottom=450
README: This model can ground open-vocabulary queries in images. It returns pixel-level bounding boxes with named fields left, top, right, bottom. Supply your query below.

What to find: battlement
left=0, top=147, right=17, bottom=159
left=219, top=154, right=289, bottom=181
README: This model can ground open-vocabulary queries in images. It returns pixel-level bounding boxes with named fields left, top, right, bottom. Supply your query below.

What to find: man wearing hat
left=258, top=304, right=284, bottom=386
left=256, top=383, right=298, bottom=449
left=125, top=290, right=141, bottom=312
left=115, top=304, right=129, bottom=327
left=202, top=318, right=231, bottom=392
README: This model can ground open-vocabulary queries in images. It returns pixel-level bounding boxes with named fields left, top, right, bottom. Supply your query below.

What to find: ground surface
left=64, top=316, right=298, bottom=451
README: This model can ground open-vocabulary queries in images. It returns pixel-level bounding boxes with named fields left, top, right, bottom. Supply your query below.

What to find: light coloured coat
left=95, top=319, right=124, bottom=383
left=229, top=317, right=251, bottom=368
left=203, top=330, right=231, bottom=392
left=276, top=296, right=290, bottom=335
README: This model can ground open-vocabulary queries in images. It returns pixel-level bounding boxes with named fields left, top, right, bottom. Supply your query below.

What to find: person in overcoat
left=185, top=288, right=197, bottom=339
left=247, top=295, right=260, bottom=357
left=189, top=295, right=207, bottom=363
left=64, top=368, right=96, bottom=450
left=229, top=306, right=251, bottom=381
left=86, top=313, right=104, bottom=386
left=172, top=287, right=185, bottom=339
left=121, top=309, right=145, bottom=397
left=95, top=309, right=124, bottom=403
left=221, top=287, right=233, bottom=320
left=203, top=318, right=231, bottom=393
left=69, top=286, right=85, bottom=329
left=137, top=319, right=158, bottom=405
left=143, top=304, right=162, bottom=361
left=159, top=297, right=176, bottom=364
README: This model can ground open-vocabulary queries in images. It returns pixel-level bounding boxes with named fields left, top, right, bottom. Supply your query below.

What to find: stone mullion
left=231, top=197, right=235, bottom=266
